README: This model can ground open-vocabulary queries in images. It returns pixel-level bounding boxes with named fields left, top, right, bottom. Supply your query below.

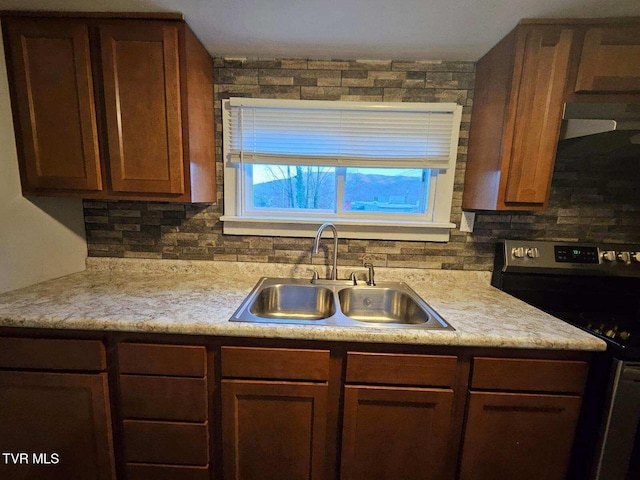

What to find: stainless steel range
left=491, top=240, right=640, bottom=480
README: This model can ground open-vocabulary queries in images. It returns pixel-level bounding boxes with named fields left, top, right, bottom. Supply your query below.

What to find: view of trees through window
left=249, top=165, right=428, bottom=214
left=252, top=165, right=336, bottom=210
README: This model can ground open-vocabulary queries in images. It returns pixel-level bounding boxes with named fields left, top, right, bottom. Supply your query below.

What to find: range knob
left=617, top=252, right=631, bottom=264
left=512, top=247, right=525, bottom=259
left=526, top=247, right=540, bottom=259
left=602, top=250, right=617, bottom=262
left=632, top=252, right=640, bottom=263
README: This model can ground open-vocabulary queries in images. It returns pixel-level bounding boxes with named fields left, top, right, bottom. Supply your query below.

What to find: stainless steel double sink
left=230, top=277, right=454, bottom=330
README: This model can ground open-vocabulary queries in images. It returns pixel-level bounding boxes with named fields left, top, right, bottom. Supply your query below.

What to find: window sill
left=220, top=216, right=456, bottom=241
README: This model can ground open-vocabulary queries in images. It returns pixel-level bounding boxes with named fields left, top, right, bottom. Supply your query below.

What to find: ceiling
left=1, top=0, right=639, bottom=61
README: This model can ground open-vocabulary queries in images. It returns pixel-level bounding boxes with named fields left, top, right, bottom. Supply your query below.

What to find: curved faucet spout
left=312, top=222, right=338, bottom=280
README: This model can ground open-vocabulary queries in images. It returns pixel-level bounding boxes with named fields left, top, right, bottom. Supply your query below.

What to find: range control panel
left=554, top=245, right=599, bottom=264
left=500, top=240, right=640, bottom=277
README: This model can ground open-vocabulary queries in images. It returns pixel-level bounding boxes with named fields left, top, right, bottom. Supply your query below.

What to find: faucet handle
left=308, top=269, right=319, bottom=284
left=363, top=262, right=376, bottom=286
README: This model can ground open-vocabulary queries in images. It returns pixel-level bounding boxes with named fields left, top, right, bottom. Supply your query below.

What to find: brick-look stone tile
left=86, top=57, right=640, bottom=269
left=281, top=59, right=309, bottom=69
left=216, top=69, right=259, bottom=85
left=242, top=59, right=282, bottom=69
left=114, top=224, right=141, bottom=232
left=342, top=76, right=375, bottom=87
left=383, top=88, right=437, bottom=102
left=258, top=85, right=300, bottom=99
left=348, top=60, right=392, bottom=71
left=223, top=58, right=246, bottom=68
left=259, top=73, right=294, bottom=86
left=109, top=210, right=141, bottom=218
left=392, top=61, right=445, bottom=71
left=371, top=71, right=406, bottom=88
left=301, top=86, right=350, bottom=100
left=348, top=87, right=384, bottom=96
left=146, top=203, right=185, bottom=211
left=83, top=201, right=108, bottom=209
left=215, top=85, right=261, bottom=99
left=403, top=78, right=426, bottom=88
left=309, top=60, right=349, bottom=70
left=435, top=89, right=468, bottom=104
left=342, top=70, right=369, bottom=79
left=341, top=95, right=383, bottom=102
left=85, top=216, right=109, bottom=224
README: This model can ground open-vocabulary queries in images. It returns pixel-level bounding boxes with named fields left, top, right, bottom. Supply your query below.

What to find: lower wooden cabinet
left=221, top=379, right=329, bottom=480
left=0, top=370, right=115, bottom=480
left=0, top=337, right=114, bottom=480
left=117, top=342, right=210, bottom=478
left=0, top=334, right=593, bottom=480
left=459, top=356, right=587, bottom=480
left=341, top=385, right=454, bottom=480
left=459, top=392, right=582, bottom=480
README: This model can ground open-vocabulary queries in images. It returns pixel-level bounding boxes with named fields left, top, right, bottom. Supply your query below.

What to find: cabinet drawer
left=471, top=357, right=588, bottom=394
left=123, top=420, right=208, bottom=465
left=346, top=352, right=458, bottom=387
left=0, top=337, right=106, bottom=371
left=120, top=375, right=207, bottom=421
left=221, top=346, right=330, bottom=381
left=119, top=343, right=206, bottom=377
left=126, top=463, right=209, bottom=480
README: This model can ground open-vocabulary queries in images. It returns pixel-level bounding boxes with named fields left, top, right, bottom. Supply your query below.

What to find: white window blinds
left=224, top=98, right=462, bottom=169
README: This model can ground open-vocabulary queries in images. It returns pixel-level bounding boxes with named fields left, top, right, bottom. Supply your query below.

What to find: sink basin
left=338, top=287, right=429, bottom=324
left=231, top=277, right=454, bottom=330
left=250, top=284, right=335, bottom=320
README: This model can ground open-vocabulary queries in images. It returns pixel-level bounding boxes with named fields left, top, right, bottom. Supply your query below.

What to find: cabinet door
left=503, top=26, right=573, bottom=206
left=4, top=18, right=102, bottom=192
left=222, top=379, right=328, bottom=480
left=575, top=27, right=640, bottom=93
left=0, top=371, right=115, bottom=480
left=341, top=385, right=454, bottom=480
left=100, top=22, right=184, bottom=194
left=460, top=391, right=582, bottom=480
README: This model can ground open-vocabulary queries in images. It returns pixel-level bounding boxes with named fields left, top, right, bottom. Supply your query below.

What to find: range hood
left=558, top=103, right=640, bottom=158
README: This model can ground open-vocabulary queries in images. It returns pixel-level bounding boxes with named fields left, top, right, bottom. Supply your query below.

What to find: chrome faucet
left=312, top=223, right=338, bottom=280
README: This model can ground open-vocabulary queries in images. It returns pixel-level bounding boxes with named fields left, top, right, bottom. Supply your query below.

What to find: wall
left=84, top=58, right=640, bottom=271
left=0, top=26, right=88, bottom=293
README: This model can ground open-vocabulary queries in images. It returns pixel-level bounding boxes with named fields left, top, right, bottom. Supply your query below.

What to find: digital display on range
left=554, top=246, right=598, bottom=263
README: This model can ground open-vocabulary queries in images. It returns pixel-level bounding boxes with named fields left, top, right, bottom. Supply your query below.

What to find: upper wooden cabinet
left=464, top=25, right=574, bottom=211
left=2, top=14, right=216, bottom=202
left=463, top=18, right=640, bottom=211
left=574, top=26, right=640, bottom=94
left=3, top=19, right=102, bottom=192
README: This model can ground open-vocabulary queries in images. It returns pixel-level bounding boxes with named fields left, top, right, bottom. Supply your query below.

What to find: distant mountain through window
left=252, top=171, right=424, bottom=213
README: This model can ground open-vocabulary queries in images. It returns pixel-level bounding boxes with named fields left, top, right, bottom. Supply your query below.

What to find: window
left=221, top=98, right=462, bottom=241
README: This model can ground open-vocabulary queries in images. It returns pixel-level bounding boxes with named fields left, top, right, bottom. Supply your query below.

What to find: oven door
left=594, top=361, right=640, bottom=480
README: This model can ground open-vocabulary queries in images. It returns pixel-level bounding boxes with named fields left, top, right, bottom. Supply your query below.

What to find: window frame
left=221, top=98, right=462, bottom=242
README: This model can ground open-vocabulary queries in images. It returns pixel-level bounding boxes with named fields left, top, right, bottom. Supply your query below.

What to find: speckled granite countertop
left=0, top=258, right=605, bottom=351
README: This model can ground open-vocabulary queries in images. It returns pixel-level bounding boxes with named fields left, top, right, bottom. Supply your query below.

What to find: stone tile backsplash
left=84, top=58, right=640, bottom=271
